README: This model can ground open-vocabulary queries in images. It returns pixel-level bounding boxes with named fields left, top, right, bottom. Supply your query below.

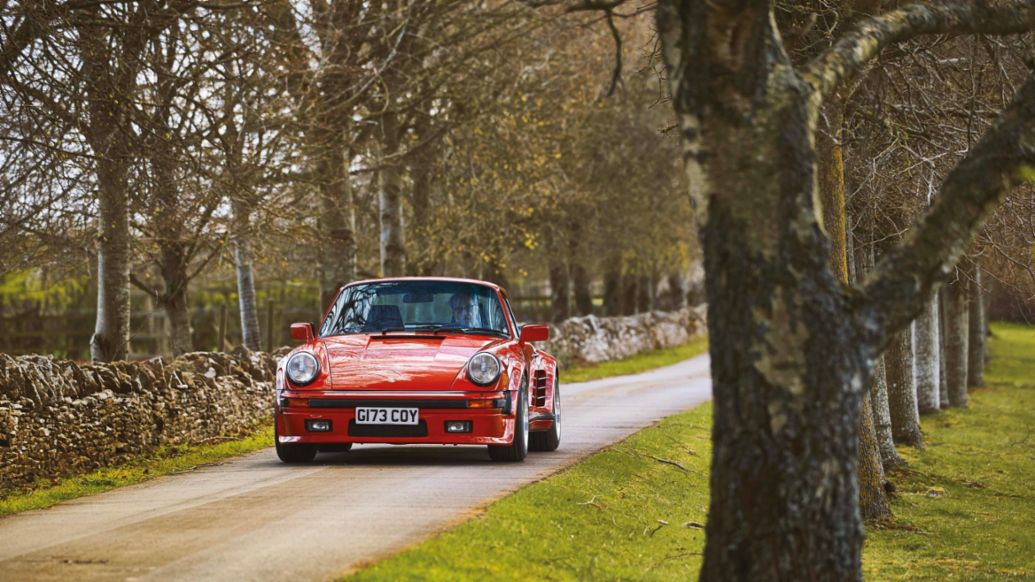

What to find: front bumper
left=275, top=390, right=516, bottom=446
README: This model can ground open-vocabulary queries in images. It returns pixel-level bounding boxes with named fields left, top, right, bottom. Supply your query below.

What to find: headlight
left=285, top=352, right=320, bottom=386
left=468, top=353, right=501, bottom=386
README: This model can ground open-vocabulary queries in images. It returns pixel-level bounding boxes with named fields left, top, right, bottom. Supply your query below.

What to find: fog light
left=306, top=419, right=332, bottom=432
left=445, top=421, right=472, bottom=433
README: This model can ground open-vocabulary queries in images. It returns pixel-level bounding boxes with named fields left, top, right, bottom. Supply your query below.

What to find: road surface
left=0, top=353, right=711, bottom=581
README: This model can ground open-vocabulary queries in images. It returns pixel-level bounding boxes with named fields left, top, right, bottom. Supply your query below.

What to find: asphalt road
left=0, top=353, right=712, bottom=581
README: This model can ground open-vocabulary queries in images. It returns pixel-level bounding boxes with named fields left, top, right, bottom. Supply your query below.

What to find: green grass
left=349, top=406, right=713, bottom=581
left=348, top=323, right=1035, bottom=581
left=0, top=427, right=273, bottom=517
left=862, top=322, right=1035, bottom=581
left=562, top=336, right=709, bottom=383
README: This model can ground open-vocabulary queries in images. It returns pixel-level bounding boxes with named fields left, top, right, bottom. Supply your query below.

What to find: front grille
left=348, top=420, right=429, bottom=437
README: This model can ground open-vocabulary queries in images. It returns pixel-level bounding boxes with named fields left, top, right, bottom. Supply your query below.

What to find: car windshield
left=319, top=281, right=511, bottom=338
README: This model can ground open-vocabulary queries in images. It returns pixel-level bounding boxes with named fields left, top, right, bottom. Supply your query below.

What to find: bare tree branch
left=804, top=1, right=1035, bottom=103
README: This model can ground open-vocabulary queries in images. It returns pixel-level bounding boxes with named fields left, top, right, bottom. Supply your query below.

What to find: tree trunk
left=915, top=296, right=941, bottom=414
left=603, top=268, right=621, bottom=316
left=317, top=140, right=356, bottom=306
left=656, top=1, right=1035, bottom=578
left=90, top=157, right=132, bottom=362
left=938, top=287, right=951, bottom=408
left=822, top=93, right=889, bottom=520
left=548, top=260, right=571, bottom=322
left=884, top=326, right=923, bottom=447
left=869, top=354, right=904, bottom=467
left=79, top=19, right=134, bottom=363
left=858, top=386, right=890, bottom=520
left=234, top=241, right=261, bottom=351
left=378, top=112, right=406, bottom=277
left=945, top=276, right=970, bottom=407
left=620, top=274, right=638, bottom=315
left=660, top=6, right=866, bottom=577
left=572, top=263, right=594, bottom=316
left=967, top=266, right=986, bottom=387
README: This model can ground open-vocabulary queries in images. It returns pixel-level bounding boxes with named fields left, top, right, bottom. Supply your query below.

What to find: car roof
left=340, top=276, right=506, bottom=294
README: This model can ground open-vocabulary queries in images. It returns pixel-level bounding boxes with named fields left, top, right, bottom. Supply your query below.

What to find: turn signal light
left=283, top=397, right=310, bottom=408
left=467, top=398, right=507, bottom=409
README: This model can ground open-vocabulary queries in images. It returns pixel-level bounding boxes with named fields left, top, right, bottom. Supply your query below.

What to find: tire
left=275, top=415, right=317, bottom=463
left=488, top=380, right=529, bottom=462
left=530, top=376, right=561, bottom=452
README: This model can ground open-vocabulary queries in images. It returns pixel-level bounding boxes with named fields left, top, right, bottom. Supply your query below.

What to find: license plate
left=355, top=407, right=419, bottom=425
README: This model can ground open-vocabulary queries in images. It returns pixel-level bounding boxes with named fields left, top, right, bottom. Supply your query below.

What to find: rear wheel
left=488, top=380, right=529, bottom=462
left=275, top=415, right=317, bottom=463
left=530, top=376, right=561, bottom=452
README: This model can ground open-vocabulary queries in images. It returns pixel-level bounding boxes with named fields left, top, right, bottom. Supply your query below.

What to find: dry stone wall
left=0, top=350, right=278, bottom=492
left=0, top=306, right=706, bottom=493
left=545, top=306, right=707, bottom=368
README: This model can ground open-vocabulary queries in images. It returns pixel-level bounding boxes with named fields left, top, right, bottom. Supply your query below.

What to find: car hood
left=318, top=333, right=507, bottom=391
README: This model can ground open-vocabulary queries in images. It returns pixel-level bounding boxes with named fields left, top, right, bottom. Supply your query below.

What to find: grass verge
left=349, top=406, right=713, bottom=581
left=562, top=336, right=709, bottom=383
left=348, top=323, right=1035, bottom=581
left=0, top=427, right=273, bottom=517
left=862, top=322, right=1035, bottom=581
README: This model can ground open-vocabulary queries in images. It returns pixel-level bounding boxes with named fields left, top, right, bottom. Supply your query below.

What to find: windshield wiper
left=379, top=326, right=407, bottom=335
left=412, top=324, right=461, bottom=335
left=457, top=327, right=508, bottom=338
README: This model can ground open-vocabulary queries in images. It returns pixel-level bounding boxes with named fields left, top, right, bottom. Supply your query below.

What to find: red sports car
left=274, top=277, right=561, bottom=463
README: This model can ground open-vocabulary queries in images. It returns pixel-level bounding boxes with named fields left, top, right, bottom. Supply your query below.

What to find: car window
left=320, top=281, right=510, bottom=337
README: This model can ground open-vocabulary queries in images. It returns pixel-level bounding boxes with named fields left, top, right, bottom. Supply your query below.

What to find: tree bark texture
left=915, top=296, right=941, bottom=414
left=968, top=266, right=986, bottom=387
left=78, top=9, right=149, bottom=362
left=549, top=260, right=571, bottom=322
left=938, top=287, right=951, bottom=408
left=869, top=354, right=903, bottom=467
left=603, top=268, right=621, bottom=316
left=657, top=1, right=1035, bottom=578
left=945, top=276, right=970, bottom=407
left=378, top=112, right=406, bottom=278
left=572, top=263, right=594, bottom=316
left=885, top=326, right=923, bottom=447
left=234, top=239, right=261, bottom=351
left=821, top=94, right=888, bottom=520
left=317, top=138, right=357, bottom=306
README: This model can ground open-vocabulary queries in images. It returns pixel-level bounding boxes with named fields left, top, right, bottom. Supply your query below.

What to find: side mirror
left=290, top=322, right=315, bottom=342
left=519, top=324, right=549, bottom=344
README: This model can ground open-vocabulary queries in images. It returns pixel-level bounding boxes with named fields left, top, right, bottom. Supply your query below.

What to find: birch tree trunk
left=968, top=266, right=986, bottom=387
left=232, top=200, right=261, bottom=351
left=945, top=276, right=970, bottom=407
left=938, top=287, right=951, bottom=408
left=915, top=296, right=941, bottom=413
